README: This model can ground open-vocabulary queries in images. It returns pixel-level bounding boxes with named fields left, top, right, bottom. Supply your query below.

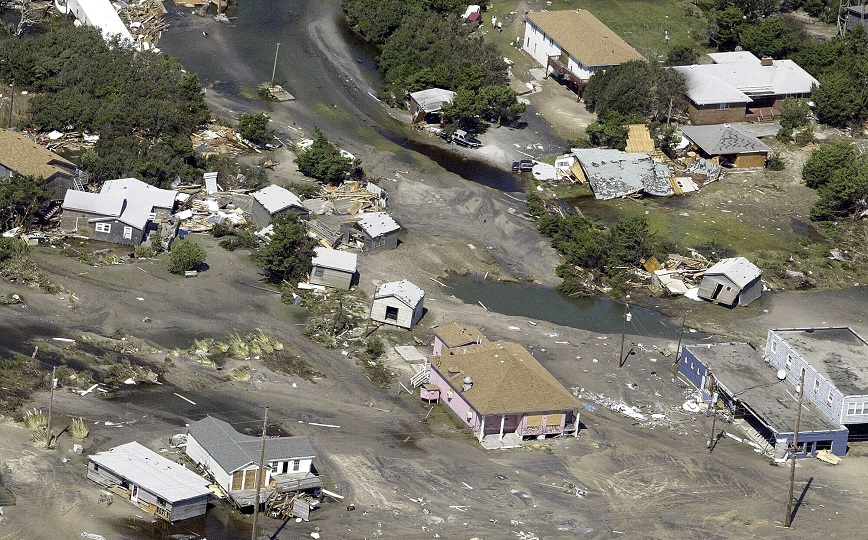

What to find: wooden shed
left=698, top=257, right=762, bottom=307
left=310, top=247, right=357, bottom=289
left=370, top=280, right=425, bottom=329
left=87, top=441, right=211, bottom=522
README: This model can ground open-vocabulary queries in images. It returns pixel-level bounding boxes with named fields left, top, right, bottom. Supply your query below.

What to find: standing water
left=445, top=274, right=684, bottom=340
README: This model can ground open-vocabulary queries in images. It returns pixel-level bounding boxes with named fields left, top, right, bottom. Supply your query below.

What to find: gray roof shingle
left=188, top=416, right=316, bottom=474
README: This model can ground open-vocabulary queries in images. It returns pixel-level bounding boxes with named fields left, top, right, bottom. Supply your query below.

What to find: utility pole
left=785, top=369, right=806, bottom=527
left=666, top=98, right=673, bottom=129
left=270, top=43, right=281, bottom=87
left=673, top=310, right=689, bottom=368
left=707, top=391, right=719, bottom=451
left=47, top=365, right=56, bottom=448
left=618, top=295, right=632, bottom=367
left=252, top=407, right=268, bottom=540
left=8, top=78, right=13, bottom=129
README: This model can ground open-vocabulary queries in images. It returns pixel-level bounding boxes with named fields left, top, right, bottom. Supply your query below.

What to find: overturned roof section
left=0, top=129, right=76, bottom=180
left=681, top=124, right=771, bottom=155
left=409, top=88, right=455, bottom=114
left=374, top=279, right=424, bottom=308
left=773, top=328, right=868, bottom=396
left=253, top=184, right=304, bottom=214
left=89, top=441, right=211, bottom=502
left=526, top=10, right=644, bottom=67
left=672, top=52, right=819, bottom=105
left=432, top=341, right=581, bottom=415
left=188, top=416, right=316, bottom=475
left=704, top=257, right=761, bottom=288
left=434, top=322, right=489, bottom=349
left=312, top=246, right=357, bottom=273
left=684, top=343, right=840, bottom=434
left=571, top=149, right=673, bottom=200
left=356, top=212, right=400, bottom=237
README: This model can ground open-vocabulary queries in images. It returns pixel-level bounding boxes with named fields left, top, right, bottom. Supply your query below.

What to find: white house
left=697, top=257, right=762, bottom=307
left=184, top=416, right=320, bottom=507
left=67, top=0, right=135, bottom=47
left=370, top=280, right=425, bottom=329
left=523, top=10, right=643, bottom=96
left=88, top=441, right=211, bottom=522
left=310, top=247, right=357, bottom=289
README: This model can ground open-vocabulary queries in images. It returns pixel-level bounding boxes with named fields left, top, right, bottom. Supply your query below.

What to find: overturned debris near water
left=570, top=149, right=673, bottom=200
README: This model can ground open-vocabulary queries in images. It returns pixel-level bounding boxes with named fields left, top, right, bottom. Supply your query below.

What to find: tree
left=812, top=73, right=863, bottom=128
left=237, top=112, right=274, bottom=146
left=583, top=61, right=685, bottom=123
left=167, top=239, right=206, bottom=274
left=710, top=7, right=745, bottom=51
left=0, top=174, right=51, bottom=231
left=478, top=85, right=526, bottom=126
left=294, top=129, right=362, bottom=184
left=739, top=17, right=804, bottom=59
left=607, top=215, right=655, bottom=269
left=585, top=111, right=636, bottom=150
left=665, top=46, right=699, bottom=66
left=802, top=141, right=857, bottom=189
left=255, top=214, right=317, bottom=284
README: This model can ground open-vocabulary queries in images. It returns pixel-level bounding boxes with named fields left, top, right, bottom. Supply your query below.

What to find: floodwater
left=157, top=0, right=550, bottom=193
left=444, top=273, right=684, bottom=339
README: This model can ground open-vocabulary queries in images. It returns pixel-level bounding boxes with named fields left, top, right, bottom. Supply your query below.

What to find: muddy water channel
left=158, top=0, right=540, bottom=193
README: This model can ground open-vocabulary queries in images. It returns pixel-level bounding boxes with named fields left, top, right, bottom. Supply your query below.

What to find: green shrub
left=0, top=237, right=28, bottom=262
left=167, top=239, right=206, bottom=274
left=766, top=154, right=785, bottom=171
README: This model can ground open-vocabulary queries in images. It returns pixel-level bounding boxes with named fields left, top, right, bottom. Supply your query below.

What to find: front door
left=131, top=485, right=139, bottom=503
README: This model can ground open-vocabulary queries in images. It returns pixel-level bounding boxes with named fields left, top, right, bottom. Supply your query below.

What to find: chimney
left=462, top=376, right=473, bottom=392
left=760, top=56, right=773, bottom=66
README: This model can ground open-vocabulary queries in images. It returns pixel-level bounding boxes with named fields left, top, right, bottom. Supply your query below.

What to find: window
left=313, top=267, right=324, bottom=277
left=827, top=391, right=834, bottom=406
left=848, top=402, right=857, bottom=415
left=95, top=223, right=111, bottom=233
left=123, top=226, right=133, bottom=240
left=157, top=497, right=166, bottom=506
left=813, top=379, right=820, bottom=394
left=385, top=306, right=399, bottom=321
left=771, top=340, right=777, bottom=353
left=291, top=459, right=300, bottom=472
left=849, top=402, right=868, bottom=415
left=785, top=354, right=792, bottom=369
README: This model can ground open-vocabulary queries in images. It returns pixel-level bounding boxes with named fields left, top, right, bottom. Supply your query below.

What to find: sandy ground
left=2, top=2, right=868, bottom=540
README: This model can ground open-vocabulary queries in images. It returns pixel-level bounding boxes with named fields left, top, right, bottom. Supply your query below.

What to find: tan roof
left=431, top=341, right=581, bottom=415
left=625, top=124, right=655, bottom=153
left=433, top=322, right=488, bottom=349
left=527, top=10, right=644, bottom=67
left=0, top=129, right=75, bottom=180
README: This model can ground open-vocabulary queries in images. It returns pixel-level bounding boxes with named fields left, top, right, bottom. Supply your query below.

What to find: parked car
left=512, top=159, right=534, bottom=172
left=451, top=129, right=482, bottom=148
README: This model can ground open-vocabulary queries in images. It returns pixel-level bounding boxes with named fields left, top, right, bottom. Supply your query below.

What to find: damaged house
left=571, top=149, right=673, bottom=200
left=370, top=279, right=425, bottom=330
left=185, top=416, right=321, bottom=508
left=251, top=184, right=309, bottom=228
left=309, top=246, right=357, bottom=289
left=681, top=124, right=770, bottom=169
left=408, top=88, right=455, bottom=124
left=0, top=129, right=78, bottom=199
left=60, top=177, right=178, bottom=245
left=88, top=441, right=211, bottom=522
left=353, top=212, right=401, bottom=253
left=697, top=257, right=762, bottom=307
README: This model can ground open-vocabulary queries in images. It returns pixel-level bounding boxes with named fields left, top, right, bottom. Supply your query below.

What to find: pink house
left=432, top=322, right=488, bottom=356
left=428, top=340, right=581, bottom=448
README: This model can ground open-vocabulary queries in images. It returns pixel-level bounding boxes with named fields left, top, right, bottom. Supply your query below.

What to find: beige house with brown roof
left=428, top=340, right=581, bottom=449
left=0, top=129, right=77, bottom=198
left=523, top=10, right=643, bottom=97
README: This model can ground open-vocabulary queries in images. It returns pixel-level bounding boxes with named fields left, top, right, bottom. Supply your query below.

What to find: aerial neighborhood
left=1, top=0, right=867, bottom=539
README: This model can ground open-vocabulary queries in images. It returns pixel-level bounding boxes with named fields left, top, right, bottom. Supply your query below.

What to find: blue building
left=679, top=342, right=848, bottom=458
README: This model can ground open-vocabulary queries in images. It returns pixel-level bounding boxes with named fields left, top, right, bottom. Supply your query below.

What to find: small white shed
left=310, top=247, right=357, bottom=289
left=370, top=280, right=425, bottom=329
left=698, top=257, right=762, bottom=307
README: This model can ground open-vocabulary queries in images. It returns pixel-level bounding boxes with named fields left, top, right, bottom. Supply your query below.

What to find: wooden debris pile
left=265, top=491, right=320, bottom=521
left=118, top=0, right=169, bottom=51
left=191, top=123, right=252, bottom=156
left=319, top=181, right=386, bottom=215
left=636, top=252, right=711, bottom=296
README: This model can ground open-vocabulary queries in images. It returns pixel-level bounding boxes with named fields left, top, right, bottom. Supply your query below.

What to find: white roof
left=89, top=441, right=211, bottom=503
left=356, top=212, right=400, bottom=237
left=63, top=189, right=124, bottom=217
left=253, top=184, right=304, bottom=214
left=705, top=257, right=761, bottom=288
left=707, top=51, right=762, bottom=64
left=681, top=124, right=771, bottom=155
left=101, top=178, right=177, bottom=210
left=409, top=88, right=455, bottom=114
left=312, top=247, right=357, bottom=273
left=672, top=54, right=819, bottom=105
left=374, top=279, right=424, bottom=307
left=75, top=0, right=134, bottom=45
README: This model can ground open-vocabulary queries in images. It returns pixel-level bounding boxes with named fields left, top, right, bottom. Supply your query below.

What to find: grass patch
left=262, top=350, right=323, bottom=382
